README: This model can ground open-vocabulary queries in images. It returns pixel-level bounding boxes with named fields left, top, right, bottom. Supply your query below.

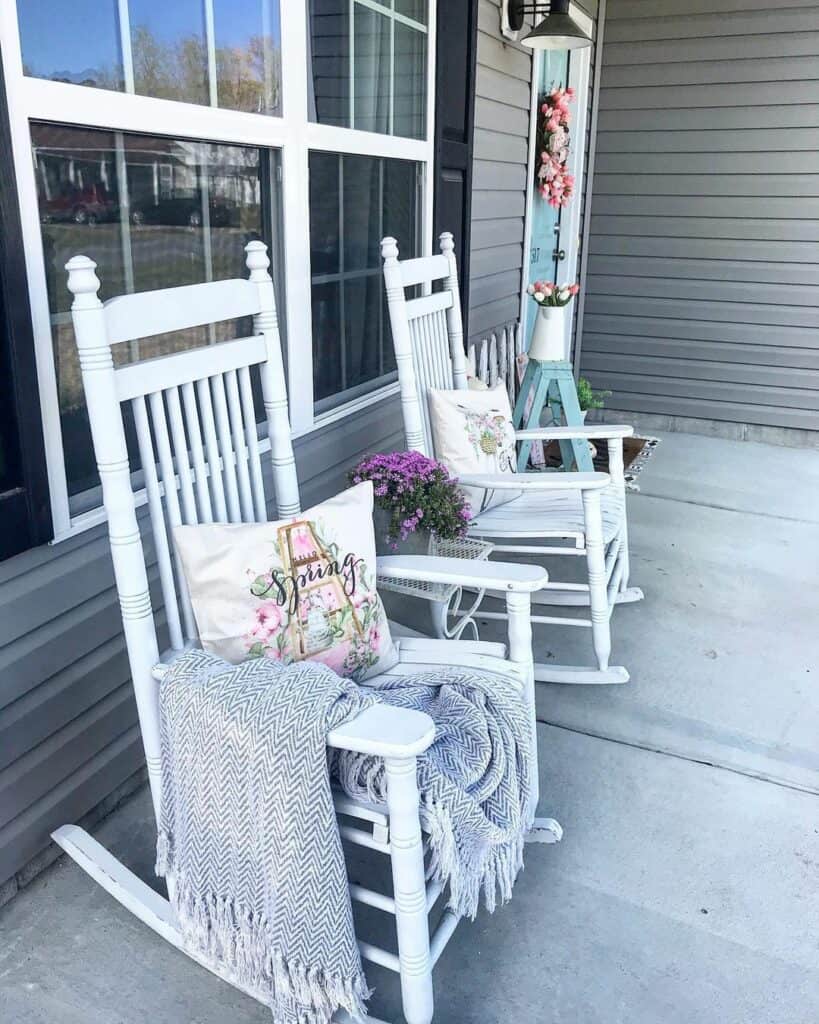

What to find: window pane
left=213, top=0, right=282, bottom=115
left=309, top=152, right=419, bottom=408
left=394, top=23, right=426, bottom=140
left=129, top=0, right=208, bottom=105
left=309, top=0, right=427, bottom=140
left=308, top=0, right=348, bottom=128
left=395, top=0, right=427, bottom=23
left=32, top=123, right=277, bottom=500
left=17, top=1, right=282, bottom=117
left=311, top=281, right=342, bottom=402
left=353, top=7, right=390, bottom=135
left=309, top=152, right=341, bottom=276
left=17, top=0, right=124, bottom=91
left=342, top=156, right=381, bottom=272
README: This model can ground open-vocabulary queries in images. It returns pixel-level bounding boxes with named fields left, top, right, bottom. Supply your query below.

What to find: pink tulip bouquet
left=527, top=280, right=580, bottom=308
left=537, top=85, right=575, bottom=208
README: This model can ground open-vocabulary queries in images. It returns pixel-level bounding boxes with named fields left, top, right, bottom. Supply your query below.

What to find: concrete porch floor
left=2, top=431, right=818, bottom=1024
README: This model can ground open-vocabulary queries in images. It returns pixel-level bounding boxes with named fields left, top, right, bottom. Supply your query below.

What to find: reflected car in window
left=129, top=195, right=235, bottom=229
left=40, top=183, right=118, bottom=225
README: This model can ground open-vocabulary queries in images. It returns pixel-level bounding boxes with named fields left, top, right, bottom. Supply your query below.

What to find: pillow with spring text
left=173, top=481, right=398, bottom=681
left=428, top=382, right=521, bottom=514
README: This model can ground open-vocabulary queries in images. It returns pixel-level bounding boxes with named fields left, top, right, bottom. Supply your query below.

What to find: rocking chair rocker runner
left=381, top=232, right=644, bottom=686
left=52, top=241, right=560, bottom=1024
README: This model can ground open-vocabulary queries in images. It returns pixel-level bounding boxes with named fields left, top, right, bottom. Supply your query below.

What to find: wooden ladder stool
left=512, top=358, right=594, bottom=472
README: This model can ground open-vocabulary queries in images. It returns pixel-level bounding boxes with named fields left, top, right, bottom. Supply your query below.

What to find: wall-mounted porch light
left=503, top=0, right=592, bottom=50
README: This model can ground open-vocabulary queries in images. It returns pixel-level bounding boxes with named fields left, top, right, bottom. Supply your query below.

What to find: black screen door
left=433, top=0, right=478, bottom=322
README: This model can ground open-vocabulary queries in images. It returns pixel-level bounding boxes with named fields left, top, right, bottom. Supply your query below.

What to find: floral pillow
left=428, top=382, right=521, bottom=514
left=173, top=481, right=398, bottom=681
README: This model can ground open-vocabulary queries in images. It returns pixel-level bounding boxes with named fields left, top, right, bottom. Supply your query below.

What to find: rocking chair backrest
left=66, top=241, right=298, bottom=815
left=381, top=232, right=469, bottom=458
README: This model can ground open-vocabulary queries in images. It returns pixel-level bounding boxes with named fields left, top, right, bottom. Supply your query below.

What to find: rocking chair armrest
left=377, top=555, right=549, bottom=592
left=515, top=424, right=633, bottom=442
left=327, top=704, right=435, bottom=757
left=458, top=471, right=610, bottom=491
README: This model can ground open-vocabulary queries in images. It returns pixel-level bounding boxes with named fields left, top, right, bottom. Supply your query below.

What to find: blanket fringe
left=423, top=799, right=526, bottom=920
left=158, top=833, right=370, bottom=1024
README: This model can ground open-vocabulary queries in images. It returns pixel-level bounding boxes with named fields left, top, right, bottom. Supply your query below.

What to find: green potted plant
left=575, top=378, right=611, bottom=458
left=576, top=377, right=610, bottom=419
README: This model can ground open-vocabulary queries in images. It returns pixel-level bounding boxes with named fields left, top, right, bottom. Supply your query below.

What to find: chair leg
left=606, top=437, right=644, bottom=604
left=582, top=489, right=612, bottom=672
left=429, top=598, right=448, bottom=639
left=385, top=755, right=434, bottom=1024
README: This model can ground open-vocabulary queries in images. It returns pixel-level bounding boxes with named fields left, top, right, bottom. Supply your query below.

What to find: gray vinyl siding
left=468, top=0, right=533, bottom=342
left=0, top=396, right=403, bottom=888
left=578, top=0, right=819, bottom=431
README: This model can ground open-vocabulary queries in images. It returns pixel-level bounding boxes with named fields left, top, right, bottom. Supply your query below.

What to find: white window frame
left=0, top=0, right=436, bottom=541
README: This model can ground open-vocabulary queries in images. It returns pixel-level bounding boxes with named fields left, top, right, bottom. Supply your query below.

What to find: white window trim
left=0, top=0, right=436, bottom=542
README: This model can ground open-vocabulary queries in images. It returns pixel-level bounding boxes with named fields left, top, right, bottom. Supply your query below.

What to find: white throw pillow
left=428, top=382, right=520, bottom=514
left=173, top=481, right=398, bottom=681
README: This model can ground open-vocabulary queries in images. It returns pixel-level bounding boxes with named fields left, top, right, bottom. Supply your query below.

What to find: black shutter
left=432, top=0, right=478, bottom=323
left=0, top=53, right=52, bottom=560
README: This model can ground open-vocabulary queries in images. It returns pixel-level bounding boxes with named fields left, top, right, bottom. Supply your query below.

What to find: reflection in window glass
left=213, top=0, right=282, bottom=115
left=17, top=0, right=124, bottom=91
left=16, top=1, right=282, bottom=116
left=394, top=22, right=427, bottom=140
left=309, top=0, right=427, bottom=140
left=309, top=152, right=419, bottom=408
left=31, top=123, right=279, bottom=499
left=394, top=0, right=427, bottom=23
left=129, top=0, right=209, bottom=105
left=353, top=7, right=390, bottom=135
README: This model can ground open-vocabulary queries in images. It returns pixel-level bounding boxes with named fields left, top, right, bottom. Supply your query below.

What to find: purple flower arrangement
left=350, top=450, right=472, bottom=548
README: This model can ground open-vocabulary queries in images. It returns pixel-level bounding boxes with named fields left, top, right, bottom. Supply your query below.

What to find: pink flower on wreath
left=547, top=116, right=560, bottom=132
left=569, top=284, right=580, bottom=296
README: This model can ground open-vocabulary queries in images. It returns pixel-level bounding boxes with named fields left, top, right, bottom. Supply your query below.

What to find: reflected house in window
left=32, top=124, right=274, bottom=499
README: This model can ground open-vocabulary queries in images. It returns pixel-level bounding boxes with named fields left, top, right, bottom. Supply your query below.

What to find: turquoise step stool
left=512, top=359, right=594, bottom=473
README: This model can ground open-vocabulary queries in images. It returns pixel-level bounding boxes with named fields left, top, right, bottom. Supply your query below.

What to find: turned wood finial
left=381, top=236, right=399, bottom=262
left=439, top=231, right=455, bottom=255
left=65, top=255, right=102, bottom=307
left=244, top=239, right=271, bottom=278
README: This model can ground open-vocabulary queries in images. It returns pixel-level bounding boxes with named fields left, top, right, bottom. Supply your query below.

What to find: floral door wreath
left=537, top=85, right=575, bottom=208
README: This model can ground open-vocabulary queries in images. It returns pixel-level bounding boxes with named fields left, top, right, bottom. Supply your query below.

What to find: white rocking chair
left=381, top=232, right=644, bottom=686
left=52, top=241, right=561, bottom=1024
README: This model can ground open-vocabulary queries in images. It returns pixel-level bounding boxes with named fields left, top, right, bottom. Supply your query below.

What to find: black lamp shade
left=515, top=0, right=593, bottom=51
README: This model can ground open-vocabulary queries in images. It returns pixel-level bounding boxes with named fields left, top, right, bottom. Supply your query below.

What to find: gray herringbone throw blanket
left=333, top=667, right=534, bottom=920
left=156, top=649, right=533, bottom=1024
